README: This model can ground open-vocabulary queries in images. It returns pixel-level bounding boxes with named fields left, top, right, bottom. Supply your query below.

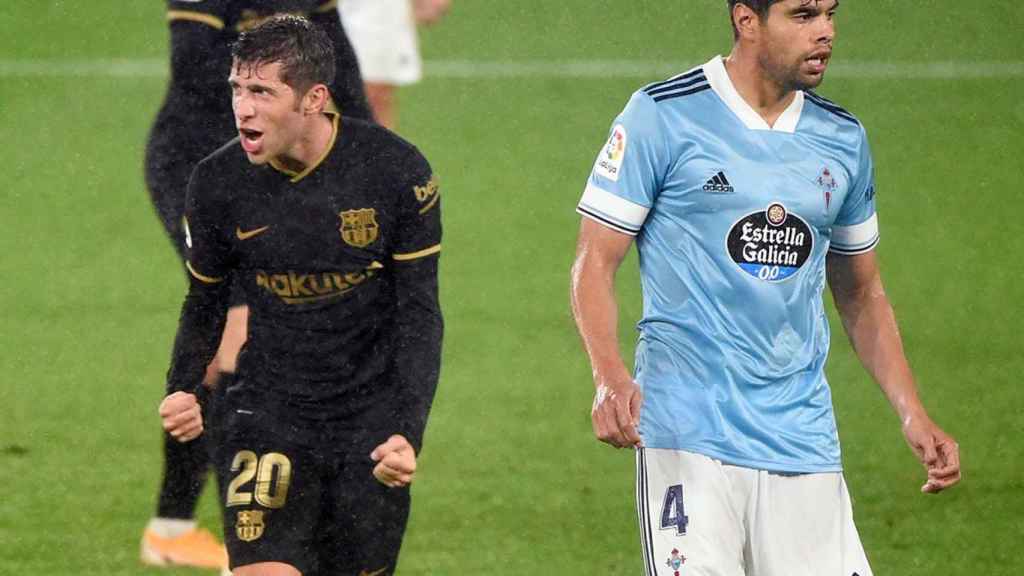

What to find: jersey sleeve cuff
left=576, top=183, right=649, bottom=236
left=830, top=213, right=880, bottom=255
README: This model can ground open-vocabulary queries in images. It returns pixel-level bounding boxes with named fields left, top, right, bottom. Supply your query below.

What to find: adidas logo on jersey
left=703, top=171, right=735, bottom=193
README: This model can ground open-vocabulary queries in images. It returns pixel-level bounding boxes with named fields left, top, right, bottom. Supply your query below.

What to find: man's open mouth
left=240, top=128, right=263, bottom=142
left=239, top=128, right=264, bottom=153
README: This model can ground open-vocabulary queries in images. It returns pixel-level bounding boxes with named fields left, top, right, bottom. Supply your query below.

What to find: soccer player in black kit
left=143, top=1, right=372, bottom=570
left=159, top=15, right=442, bottom=576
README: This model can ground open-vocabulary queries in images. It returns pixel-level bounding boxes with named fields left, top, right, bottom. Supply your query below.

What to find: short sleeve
left=167, top=0, right=229, bottom=30
left=831, top=126, right=880, bottom=255
left=183, top=164, right=231, bottom=283
left=391, top=152, right=441, bottom=262
left=576, top=90, right=669, bottom=236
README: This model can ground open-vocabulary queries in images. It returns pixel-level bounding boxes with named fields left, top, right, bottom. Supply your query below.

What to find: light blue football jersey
left=577, top=56, right=879, bottom=473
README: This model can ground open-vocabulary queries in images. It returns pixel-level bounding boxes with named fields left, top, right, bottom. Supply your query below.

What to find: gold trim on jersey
left=186, top=261, right=226, bottom=284
left=268, top=113, right=340, bottom=183
left=393, top=244, right=441, bottom=261
left=235, top=10, right=307, bottom=33
left=314, top=0, right=339, bottom=13
left=418, top=192, right=440, bottom=215
left=325, top=96, right=339, bottom=115
left=167, top=10, right=226, bottom=30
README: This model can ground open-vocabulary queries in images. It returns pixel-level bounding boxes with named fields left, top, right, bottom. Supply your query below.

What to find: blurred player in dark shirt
left=158, top=15, right=442, bottom=576
left=142, top=1, right=371, bottom=570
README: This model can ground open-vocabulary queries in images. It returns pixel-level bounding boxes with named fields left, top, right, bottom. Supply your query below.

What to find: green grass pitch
left=1, top=1, right=1022, bottom=574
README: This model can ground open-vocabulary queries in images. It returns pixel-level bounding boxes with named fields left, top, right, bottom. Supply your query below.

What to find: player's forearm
left=570, top=257, right=633, bottom=387
left=166, top=278, right=230, bottom=396
left=390, top=257, right=443, bottom=453
left=835, top=287, right=927, bottom=423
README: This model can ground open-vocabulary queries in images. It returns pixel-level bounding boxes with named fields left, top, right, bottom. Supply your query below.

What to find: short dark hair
left=230, top=15, right=335, bottom=93
left=726, top=0, right=783, bottom=38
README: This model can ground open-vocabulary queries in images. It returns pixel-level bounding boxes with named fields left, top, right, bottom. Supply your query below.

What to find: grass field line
left=2, top=58, right=1023, bottom=79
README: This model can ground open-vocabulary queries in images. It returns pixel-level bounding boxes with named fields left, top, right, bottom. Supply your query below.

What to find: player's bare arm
left=413, top=0, right=451, bottom=25
left=827, top=251, right=961, bottom=493
left=571, top=218, right=643, bottom=449
left=371, top=435, right=417, bottom=488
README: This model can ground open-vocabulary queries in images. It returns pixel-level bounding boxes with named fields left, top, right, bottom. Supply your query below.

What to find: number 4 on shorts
left=660, top=484, right=689, bottom=535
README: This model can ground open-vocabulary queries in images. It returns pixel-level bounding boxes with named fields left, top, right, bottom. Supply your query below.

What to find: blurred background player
left=142, top=1, right=371, bottom=570
left=338, top=0, right=451, bottom=130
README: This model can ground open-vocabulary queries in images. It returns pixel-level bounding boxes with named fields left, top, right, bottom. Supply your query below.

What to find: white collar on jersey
left=702, top=55, right=804, bottom=133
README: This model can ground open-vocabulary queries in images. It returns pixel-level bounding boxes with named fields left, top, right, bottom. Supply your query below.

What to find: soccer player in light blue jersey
left=570, top=1, right=961, bottom=573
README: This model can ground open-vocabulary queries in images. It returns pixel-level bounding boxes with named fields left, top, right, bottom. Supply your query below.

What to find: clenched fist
left=159, top=391, right=204, bottom=442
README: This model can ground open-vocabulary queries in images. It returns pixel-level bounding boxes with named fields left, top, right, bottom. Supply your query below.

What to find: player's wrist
left=898, top=405, right=931, bottom=429
left=192, top=382, right=212, bottom=407
left=592, top=365, right=635, bottom=391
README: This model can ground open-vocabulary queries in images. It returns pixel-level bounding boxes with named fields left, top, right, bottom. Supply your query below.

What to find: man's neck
left=723, top=47, right=797, bottom=128
left=275, top=113, right=335, bottom=174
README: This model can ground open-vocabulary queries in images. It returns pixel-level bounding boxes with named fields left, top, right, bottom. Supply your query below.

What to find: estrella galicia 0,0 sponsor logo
left=726, top=203, right=813, bottom=282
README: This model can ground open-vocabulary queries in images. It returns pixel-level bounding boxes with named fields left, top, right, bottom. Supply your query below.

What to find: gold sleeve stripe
left=314, top=0, right=339, bottom=13
left=186, top=261, right=226, bottom=284
left=167, top=10, right=226, bottom=30
left=418, top=192, right=440, bottom=215
left=393, top=244, right=441, bottom=261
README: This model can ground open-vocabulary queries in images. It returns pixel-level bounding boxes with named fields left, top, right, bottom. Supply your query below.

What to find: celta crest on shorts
left=236, top=510, right=265, bottom=542
left=339, top=208, right=379, bottom=248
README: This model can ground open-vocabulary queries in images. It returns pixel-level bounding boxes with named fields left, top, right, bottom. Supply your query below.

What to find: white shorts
left=338, top=0, right=422, bottom=85
left=636, top=448, right=873, bottom=576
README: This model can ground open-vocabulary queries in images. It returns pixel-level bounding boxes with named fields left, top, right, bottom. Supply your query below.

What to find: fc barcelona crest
left=236, top=510, right=265, bottom=542
left=339, top=208, right=379, bottom=248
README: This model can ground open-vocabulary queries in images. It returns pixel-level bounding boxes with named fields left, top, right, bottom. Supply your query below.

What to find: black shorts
left=215, top=406, right=410, bottom=575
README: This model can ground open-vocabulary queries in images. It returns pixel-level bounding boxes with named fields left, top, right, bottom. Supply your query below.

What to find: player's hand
left=413, top=0, right=450, bottom=25
left=902, top=411, right=961, bottom=494
left=592, top=378, right=643, bottom=449
left=159, top=391, right=204, bottom=443
left=371, top=435, right=417, bottom=488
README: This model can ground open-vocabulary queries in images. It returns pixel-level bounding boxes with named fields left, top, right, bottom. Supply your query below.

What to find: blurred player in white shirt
left=339, top=0, right=451, bottom=129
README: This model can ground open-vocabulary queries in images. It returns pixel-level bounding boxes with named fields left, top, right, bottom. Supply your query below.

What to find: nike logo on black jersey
left=236, top=225, right=270, bottom=240
left=703, top=171, right=735, bottom=193
left=358, top=568, right=388, bottom=576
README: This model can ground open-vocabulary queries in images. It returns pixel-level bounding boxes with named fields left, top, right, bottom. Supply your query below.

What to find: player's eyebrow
left=227, top=77, right=278, bottom=95
left=248, top=82, right=277, bottom=95
left=790, top=0, right=839, bottom=16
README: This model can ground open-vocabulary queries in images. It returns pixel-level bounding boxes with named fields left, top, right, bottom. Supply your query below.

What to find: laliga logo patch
left=726, top=202, right=813, bottom=282
left=594, top=124, right=626, bottom=182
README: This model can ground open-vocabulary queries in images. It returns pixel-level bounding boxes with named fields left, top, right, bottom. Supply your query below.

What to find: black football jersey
left=168, top=115, right=442, bottom=452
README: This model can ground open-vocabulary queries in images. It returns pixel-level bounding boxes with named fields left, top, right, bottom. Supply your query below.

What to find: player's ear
left=732, top=3, right=760, bottom=41
left=303, top=84, right=329, bottom=115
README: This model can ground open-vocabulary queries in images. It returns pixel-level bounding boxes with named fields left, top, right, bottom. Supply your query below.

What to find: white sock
left=146, top=517, right=197, bottom=538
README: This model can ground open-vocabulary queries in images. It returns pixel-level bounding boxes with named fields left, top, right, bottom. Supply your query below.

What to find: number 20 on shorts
left=225, top=450, right=293, bottom=509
